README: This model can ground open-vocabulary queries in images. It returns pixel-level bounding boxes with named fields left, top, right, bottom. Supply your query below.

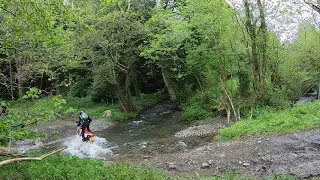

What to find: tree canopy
left=1, top=0, right=320, bottom=132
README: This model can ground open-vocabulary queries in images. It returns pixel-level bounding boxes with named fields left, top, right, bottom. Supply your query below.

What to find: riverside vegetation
left=1, top=0, right=320, bottom=179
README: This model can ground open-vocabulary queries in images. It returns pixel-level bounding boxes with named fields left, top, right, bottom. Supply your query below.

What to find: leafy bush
left=90, top=77, right=115, bottom=103
left=182, top=103, right=213, bottom=123
left=220, top=101, right=320, bottom=141
left=70, top=77, right=93, bottom=98
left=267, top=89, right=290, bottom=109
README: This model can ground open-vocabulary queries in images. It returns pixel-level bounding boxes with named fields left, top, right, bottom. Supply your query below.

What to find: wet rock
left=139, top=142, right=147, bottom=149
left=174, top=124, right=218, bottom=138
left=160, top=110, right=171, bottom=115
left=239, top=161, right=250, bottom=167
left=139, top=142, right=147, bottom=145
left=218, top=125, right=226, bottom=129
left=201, top=162, right=210, bottom=169
left=34, top=138, right=43, bottom=146
left=167, top=162, right=177, bottom=170
left=243, top=162, right=250, bottom=167
left=176, top=141, right=187, bottom=149
left=132, top=120, right=143, bottom=126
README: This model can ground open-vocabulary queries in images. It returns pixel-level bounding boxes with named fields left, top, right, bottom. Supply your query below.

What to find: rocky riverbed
left=131, top=127, right=320, bottom=179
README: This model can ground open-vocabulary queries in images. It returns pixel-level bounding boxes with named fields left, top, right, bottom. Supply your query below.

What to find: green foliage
left=182, top=104, right=213, bottom=123
left=0, top=95, right=79, bottom=145
left=181, top=89, right=221, bottom=123
left=70, top=77, right=92, bottom=98
left=279, top=23, right=320, bottom=100
left=267, top=89, right=290, bottom=109
left=90, top=78, right=115, bottom=103
left=0, top=155, right=168, bottom=180
left=22, top=87, right=42, bottom=100
left=220, top=101, right=320, bottom=141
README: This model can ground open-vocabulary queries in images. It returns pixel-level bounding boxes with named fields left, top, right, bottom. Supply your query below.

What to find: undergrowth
left=220, top=101, right=320, bottom=141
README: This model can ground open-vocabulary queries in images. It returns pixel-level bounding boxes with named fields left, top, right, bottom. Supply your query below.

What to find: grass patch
left=0, top=155, right=307, bottom=180
left=220, top=101, right=320, bottom=141
left=0, top=155, right=168, bottom=180
left=6, top=93, right=164, bottom=122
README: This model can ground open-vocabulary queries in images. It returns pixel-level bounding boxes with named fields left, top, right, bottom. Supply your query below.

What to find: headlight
left=89, top=136, right=95, bottom=142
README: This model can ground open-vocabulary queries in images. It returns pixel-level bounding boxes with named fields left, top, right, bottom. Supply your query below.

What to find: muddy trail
left=129, top=128, right=320, bottom=179
left=7, top=101, right=320, bottom=179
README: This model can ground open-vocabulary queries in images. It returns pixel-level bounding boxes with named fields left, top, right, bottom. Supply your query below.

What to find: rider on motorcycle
left=77, top=111, right=92, bottom=140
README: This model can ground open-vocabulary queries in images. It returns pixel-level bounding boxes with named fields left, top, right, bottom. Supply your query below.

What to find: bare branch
left=304, top=0, right=320, bottom=14
left=0, top=146, right=67, bottom=167
left=0, top=6, right=16, bottom=17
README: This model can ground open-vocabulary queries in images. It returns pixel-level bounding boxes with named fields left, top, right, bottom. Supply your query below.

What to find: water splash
left=61, top=135, right=114, bottom=160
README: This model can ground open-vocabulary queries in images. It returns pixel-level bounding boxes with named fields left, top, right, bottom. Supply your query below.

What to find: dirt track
left=141, top=128, right=320, bottom=179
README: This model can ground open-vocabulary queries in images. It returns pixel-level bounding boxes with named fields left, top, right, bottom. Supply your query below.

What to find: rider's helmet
left=80, top=111, right=89, bottom=121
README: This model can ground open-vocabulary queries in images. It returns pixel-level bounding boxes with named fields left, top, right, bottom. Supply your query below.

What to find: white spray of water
left=62, top=135, right=114, bottom=160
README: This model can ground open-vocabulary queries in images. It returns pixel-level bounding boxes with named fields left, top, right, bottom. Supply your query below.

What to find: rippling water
left=61, top=135, right=115, bottom=160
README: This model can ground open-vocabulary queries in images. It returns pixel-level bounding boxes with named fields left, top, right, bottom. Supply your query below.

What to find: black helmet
left=80, top=111, right=89, bottom=121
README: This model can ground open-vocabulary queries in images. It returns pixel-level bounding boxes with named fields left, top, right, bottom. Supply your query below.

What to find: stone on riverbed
left=174, top=124, right=218, bottom=138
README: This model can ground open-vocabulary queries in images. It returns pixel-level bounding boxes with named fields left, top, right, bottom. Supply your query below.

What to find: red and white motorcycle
left=76, top=123, right=95, bottom=142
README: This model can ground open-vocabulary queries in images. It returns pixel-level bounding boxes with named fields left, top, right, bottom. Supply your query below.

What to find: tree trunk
left=116, top=71, right=134, bottom=113
left=131, top=70, right=141, bottom=96
left=16, top=60, right=23, bottom=99
left=251, top=35, right=260, bottom=98
left=257, top=0, right=267, bottom=99
left=270, top=38, right=281, bottom=88
left=9, top=60, right=14, bottom=99
left=161, top=68, right=177, bottom=102
left=117, top=92, right=128, bottom=113
left=244, top=0, right=260, bottom=101
left=124, top=72, right=134, bottom=112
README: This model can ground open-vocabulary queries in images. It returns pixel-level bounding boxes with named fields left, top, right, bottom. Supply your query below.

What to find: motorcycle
left=76, top=122, right=95, bottom=142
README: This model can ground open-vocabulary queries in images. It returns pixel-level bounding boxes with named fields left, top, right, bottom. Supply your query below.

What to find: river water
left=60, top=101, right=196, bottom=161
